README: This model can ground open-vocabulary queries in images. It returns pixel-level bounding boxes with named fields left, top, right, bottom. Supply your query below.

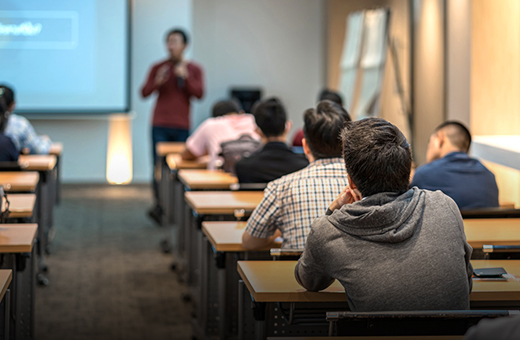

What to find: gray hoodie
left=295, top=187, right=473, bottom=312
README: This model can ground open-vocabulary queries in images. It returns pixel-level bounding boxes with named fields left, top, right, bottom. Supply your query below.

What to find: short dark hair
left=342, top=118, right=412, bottom=197
left=303, top=100, right=351, bottom=159
left=0, top=85, right=14, bottom=109
left=252, top=97, right=286, bottom=137
left=166, top=28, right=189, bottom=44
left=435, top=120, right=472, bottom=153
left=212, top=100, right=241, bottom=117
left=318, top=89, right=343, bottom=107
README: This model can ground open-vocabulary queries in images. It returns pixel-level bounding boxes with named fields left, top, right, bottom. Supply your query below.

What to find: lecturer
left=141, top=28, right=204, bottom=224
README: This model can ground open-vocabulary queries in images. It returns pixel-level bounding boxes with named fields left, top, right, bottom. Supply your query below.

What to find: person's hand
left=155, top=64, right=171, bottom=86
left=328, top=186, right=362, bottom=212
left=174, top=62, right=189, bottom=79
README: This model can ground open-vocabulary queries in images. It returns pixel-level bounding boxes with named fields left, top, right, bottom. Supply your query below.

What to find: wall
left=191, top=0, right=325, bottom=135
left=446, top=0, right=470, bottom=125
left=326, top=0, right=412, bottom=146
left=471, top=0, right=520, bottom=207
left=29, top=0, right=193, bottom=183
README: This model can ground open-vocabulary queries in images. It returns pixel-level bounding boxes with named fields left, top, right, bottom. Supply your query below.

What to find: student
left=411, top=121, right=499, bottom=210
left=295, top=118, right=473, bottom=312
left=181, top=100, right=259, bottom=170
left=0, top=89, right=19, bottom=162
left=234, top=98, right=308, bottom=183
left=242, top=100, right=350, bottom=250
left=0, top=85, right=51, bottom=154
left=292, top=89, right=344, bottom=147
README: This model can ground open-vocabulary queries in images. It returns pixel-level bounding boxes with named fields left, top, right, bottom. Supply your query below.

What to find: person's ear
left=436, top=131, right=445, bottom=149
left=255, top=127, right=265, bottom=139
left=284, top=120, right=293, bottom=134
left=347, top=173, right=357, bottom=191
left=302, top=138, right=315, bottom=162
left=9, top=102, right=15, bottom=112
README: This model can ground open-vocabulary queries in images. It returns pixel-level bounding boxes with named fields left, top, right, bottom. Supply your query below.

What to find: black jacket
left=0, top=134, right=18, bottom=162
left=235, top=142, right=308, bottom=183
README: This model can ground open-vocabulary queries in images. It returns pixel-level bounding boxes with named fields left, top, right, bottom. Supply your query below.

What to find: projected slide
left=0, top=0, right=129, bottom=113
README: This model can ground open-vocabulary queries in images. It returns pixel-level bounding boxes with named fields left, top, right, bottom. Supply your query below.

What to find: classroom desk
left=178, top=169, right=237, bottom=190
left=0, top=172, right=39, bottom=193
left=0, top=224, right=37, bottom=340
left=19, top=154, right=57, bottom=254
left=237, top=260, right=520, bottom=339
left=464, top=218, right=520, bottom=248
left=182, top=192, right=264, bottom=339
left=3, top=194, right=36, bottom=219
left=0, top=270, right=12, bottom=340
left=200, top=221, right=280, bottom=339
left=49, top=142, right=63, bottom=205
left=156, top=141, right=186, bottom=157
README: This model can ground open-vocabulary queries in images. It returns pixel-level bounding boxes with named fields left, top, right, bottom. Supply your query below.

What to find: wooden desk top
left=3, top=194, right=36, bottom=218
left=202, top=221, right=280, bottom=252
left=237, top=260, right=520, bottom=303
left=19, top=155, right=57, bottom=171
left=0, top=224, right=37, bottom=253
left=178, top=169, right=238, bottom=190
left=185, top=191, right=264, bottom=215
left=166, top=153, right=208, bottom=170
left=465, top=218, right=520, bottom=248
left=49, top=142, right=63, bottom=156
left=0, top=172, right=39, bottom=192
left=156, top=142, right=185, bottom=157
left=0, top=270, right=12, bottom=303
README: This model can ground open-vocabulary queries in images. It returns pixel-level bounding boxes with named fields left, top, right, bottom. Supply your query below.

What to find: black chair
left=229, top=183, right=267, bottom=191
left=0, top=161, right=24, bottom=172
left=326, top=310, right=518, bottom=336
left=461, top=207, right=520, bottom=219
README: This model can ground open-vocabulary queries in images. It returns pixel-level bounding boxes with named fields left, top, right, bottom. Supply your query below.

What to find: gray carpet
left=35, top=184, right=192, bottom=340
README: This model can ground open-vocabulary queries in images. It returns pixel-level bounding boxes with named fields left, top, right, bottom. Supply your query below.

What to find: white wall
left=28, top=0, right=325, bottom=182
left=29, top=0, right=192, bottom=183
left=191, top=0, right=325, bottom=134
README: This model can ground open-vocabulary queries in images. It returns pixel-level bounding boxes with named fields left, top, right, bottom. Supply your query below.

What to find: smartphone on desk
left=473, top=267, right=508, bottom=281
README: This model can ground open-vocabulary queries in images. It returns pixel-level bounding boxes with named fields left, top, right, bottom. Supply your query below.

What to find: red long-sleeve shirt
left=141, top=59, right=204, bottom=129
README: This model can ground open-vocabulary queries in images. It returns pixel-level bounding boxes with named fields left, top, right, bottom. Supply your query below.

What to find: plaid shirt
left=5, top=114, right=51, bottom=154
left=245, top=157, right=348, bottom=249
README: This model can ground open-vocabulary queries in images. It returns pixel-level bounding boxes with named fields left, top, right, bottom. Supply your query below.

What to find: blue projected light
left=0, top=0, right=129, bottom=113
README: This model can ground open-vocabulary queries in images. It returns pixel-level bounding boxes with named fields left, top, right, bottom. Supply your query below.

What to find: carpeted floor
left=35, top=184, right=192, bottom=340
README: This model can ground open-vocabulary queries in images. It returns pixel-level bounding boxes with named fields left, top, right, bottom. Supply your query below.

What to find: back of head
left=303, top=100, right=351, bottom=159
left=252, top=97, right=286, bottom=137
left=0, top=86, right=13, bottom=133
left=318, top=89, right=343, bottom=107
left=342, top=118, right=412, bottom=197
left=0, top=85, right=14, bottom=109
left=435, top=121, right=472, bottom=153
left=212, top=99, right=241, bottom=117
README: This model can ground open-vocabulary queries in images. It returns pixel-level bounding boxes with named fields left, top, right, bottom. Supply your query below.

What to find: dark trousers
left=152, top=126, right=189, bottom=207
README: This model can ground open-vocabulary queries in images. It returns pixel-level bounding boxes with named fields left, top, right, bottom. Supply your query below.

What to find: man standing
left=141, top=28, right=204, bottom=223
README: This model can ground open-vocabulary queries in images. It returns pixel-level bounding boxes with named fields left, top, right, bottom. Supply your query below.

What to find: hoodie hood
left=328, top=187, right=424, bottom=243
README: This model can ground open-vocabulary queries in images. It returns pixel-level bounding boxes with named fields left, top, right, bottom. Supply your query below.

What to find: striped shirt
left=245, top=157, right=348, bottom=249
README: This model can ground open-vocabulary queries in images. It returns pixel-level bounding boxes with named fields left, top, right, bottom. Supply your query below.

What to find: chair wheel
left=160, top=239, right=172, bottom=254
left=41, top=264, right=48, bottom=273
left=182, top=293, right=191, bottom=302
left=45, top=245, right=52, bottom=255
left=170, top=263, right=177, bottom=271
left=37, top=274, right=49, bottom=286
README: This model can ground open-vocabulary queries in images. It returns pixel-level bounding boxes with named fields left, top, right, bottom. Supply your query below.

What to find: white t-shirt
left=186, top=114, right=260, bottom=169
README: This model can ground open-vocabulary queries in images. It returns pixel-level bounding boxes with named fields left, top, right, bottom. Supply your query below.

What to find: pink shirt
left=186, top=114, right=260, bottom=169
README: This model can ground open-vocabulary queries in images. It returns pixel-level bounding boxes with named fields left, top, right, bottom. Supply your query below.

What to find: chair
left=0, top=162, right=23, bottom=172
left=461, top=207, right=520, bottom=219
left=326, top=310, right=519, bottom=336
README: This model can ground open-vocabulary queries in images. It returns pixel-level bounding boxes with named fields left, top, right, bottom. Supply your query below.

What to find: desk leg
left=238, top=279, right=265, bottom=340
left=0, top=288, right=10, bottom=340
left=55, top=155, right=61, bottom=205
